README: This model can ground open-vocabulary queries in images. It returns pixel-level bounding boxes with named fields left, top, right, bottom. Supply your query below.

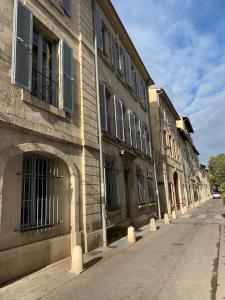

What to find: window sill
left=106, top=208, right=121, bottom=217
left=137, top=202, right=156, bottom=210
left=23, top=92, right=67, bottom=119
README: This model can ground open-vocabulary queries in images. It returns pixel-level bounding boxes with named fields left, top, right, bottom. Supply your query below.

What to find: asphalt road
left=44, top=199, right=225, bottom=300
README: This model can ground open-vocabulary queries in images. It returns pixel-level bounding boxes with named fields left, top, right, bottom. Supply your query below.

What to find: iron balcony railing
left=31, top=69, right=58, bottom=105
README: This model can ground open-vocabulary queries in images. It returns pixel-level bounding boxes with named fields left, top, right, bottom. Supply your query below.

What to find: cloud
left=112, top=0, right=225, bottom=164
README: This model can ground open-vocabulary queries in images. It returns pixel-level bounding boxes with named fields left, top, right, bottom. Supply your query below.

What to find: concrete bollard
left=149, top=218, right=157, bottom=232
left=127, top=226, right=136, bottom=244
left=181, top=207, right=185, bottom=215
left=70, top=245, right=83, bottom=274
left=172, top=210, right=177, bottom=219
left=164, top=213, right=170, bottom=224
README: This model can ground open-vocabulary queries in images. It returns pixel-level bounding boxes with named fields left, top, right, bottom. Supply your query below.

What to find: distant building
left=148, top=86, right=185, bottom=214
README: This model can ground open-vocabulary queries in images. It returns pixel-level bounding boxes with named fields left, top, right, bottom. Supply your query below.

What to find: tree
left=208, top=153, right=225, bottom=188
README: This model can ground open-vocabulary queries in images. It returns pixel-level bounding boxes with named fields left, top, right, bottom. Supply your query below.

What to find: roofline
left=97, top=0, right=154, bottom=85
left=151, top=86, right=180, bottom=120
left=181, top=116, right=194, bottom=133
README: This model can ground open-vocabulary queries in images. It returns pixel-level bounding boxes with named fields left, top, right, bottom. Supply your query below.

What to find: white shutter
left=140, top=122, right=147, bottom=153
left=61, top=40, right=74, bottom=113
left=99, top=81, right=107, bottom=131
left=96, top=7, right=103, bottom=51
left=11, top=0, right=33, bottom=91
left=61, top=0, right=72, bottom=16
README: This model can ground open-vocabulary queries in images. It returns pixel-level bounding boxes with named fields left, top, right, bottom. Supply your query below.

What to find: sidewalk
left=0, top=200, right=213, bottom=300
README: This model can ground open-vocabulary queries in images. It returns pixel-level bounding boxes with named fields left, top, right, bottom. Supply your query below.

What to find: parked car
left=212, top=193, right=221, bottom=199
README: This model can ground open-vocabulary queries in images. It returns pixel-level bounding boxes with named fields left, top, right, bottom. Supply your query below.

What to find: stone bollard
left=164, top=213, right=170, bottom=224
left=184, top=206, right=188, bottom=214
left=190, top=203, right=194, bottom=209
left=149, top=218, right=157, bottom=232
left=127, top=226, right=136, bottom=244
left=172, top=210, right=177, bottom=220
left=197, top=200, right=200, bottom=206
left=70, top=245, right=83, bottom=274
left=181, top=207, right=185, bottom=215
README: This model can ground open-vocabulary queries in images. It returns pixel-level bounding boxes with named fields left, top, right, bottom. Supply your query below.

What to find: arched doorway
left=173, top=172, right=180, bottom=210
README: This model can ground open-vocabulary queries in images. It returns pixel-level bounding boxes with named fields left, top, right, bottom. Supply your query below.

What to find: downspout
left=92, top=0, right=107, bottom=247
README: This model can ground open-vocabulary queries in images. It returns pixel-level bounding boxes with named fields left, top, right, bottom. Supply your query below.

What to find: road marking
left=214, top=214, right=223, bottom=219
left=181, top=214, right=192, bottom=219
left=197, top=214, right=207, bottom=219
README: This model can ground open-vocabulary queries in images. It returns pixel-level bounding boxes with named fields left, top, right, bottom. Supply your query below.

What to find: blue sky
left=112, top=0, right=225, bottom=165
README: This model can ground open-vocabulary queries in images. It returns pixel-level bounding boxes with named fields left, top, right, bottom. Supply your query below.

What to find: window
left=11, top=1, right=74, bottom=113
left=110, top=31, right=119, bottom=70
left=60, top=0, right=72, bottom=17
left=137, top=167, right=145, bottom=204
left=105, top=156, right=118, bottom=211
left=124, top=52, right=132, bottom=87
left=20, top=154, right=60, bottom=231
left=140, top=122, right=147, bottom=154
left=128, top=111, right=137, bottom=148
left=96, top=7, right=109, bottom=55
left=31, top=28, right=57, bottom=105
left=114, top=96, right=125, bottom=141
left=147, top=170, right=155, bottom=203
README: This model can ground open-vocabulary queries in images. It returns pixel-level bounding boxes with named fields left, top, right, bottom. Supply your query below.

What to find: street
left=1, top=199, right=225, bottom=300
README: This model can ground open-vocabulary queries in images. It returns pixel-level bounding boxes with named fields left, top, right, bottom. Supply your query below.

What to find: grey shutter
left=110, top=31, right=119, bottom=70
left=136, top=72, right=141, bottom=101
left=140, top=122, right=147, bottom=153
left=61, top=40, right=74, bottom=113
left=146, top=130, right=151, bottom=156
left=129, top=112, right=137, bottom=148
left=114, top=96, right=124, bottom=141
left=11, top=0, right=33, bottom=91
left=99, top=81, right=107, bottom=131
left=96, top=7, right=103, bottom=51
left=61, top=0, right=72, bottom=16
left=125, top=52, right=132, bottom=87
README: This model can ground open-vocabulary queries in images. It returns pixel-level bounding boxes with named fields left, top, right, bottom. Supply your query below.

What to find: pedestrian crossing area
left=180, top=213, right=224, bottom=220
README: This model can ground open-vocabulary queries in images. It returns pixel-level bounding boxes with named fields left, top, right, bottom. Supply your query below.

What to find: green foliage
left=208, top=154, right=225, bottom=186
left=220, top=182, right=225, bottom=199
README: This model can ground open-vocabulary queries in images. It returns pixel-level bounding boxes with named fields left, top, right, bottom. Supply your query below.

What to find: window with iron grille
left=137, top=167, right=145, bottom=204
left=105, top=157, right=118, bottom=211
left=147, top=171, right=155, bottom=203
left=20, top=154, right=60, bottom=231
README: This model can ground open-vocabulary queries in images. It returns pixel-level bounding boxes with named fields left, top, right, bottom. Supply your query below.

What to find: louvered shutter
left=125, top=52, right=132, bottom=87
left=114, top=96, right=124, bottom=141
left=110, top=31, right=116, bottom=67
left=129, top=112, right=137, bottom=148
left=61, top=40, right=74, bottom=113
left=11, top=0, right=33, bottom=91
left=96, top=7, right=103, bottom=51
left=60, top=0, right=72, bottom=16
left=140, top=122, right=147, bottom=153
left=146, top=130, right=151, bottom=156
left=99, top=81, right=107, bottom=131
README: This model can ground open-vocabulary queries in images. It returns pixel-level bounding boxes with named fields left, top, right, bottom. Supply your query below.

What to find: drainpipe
left=92, top=0, right=107, bottom=247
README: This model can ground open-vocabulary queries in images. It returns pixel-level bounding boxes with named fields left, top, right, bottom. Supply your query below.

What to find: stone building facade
left=95, top=0, right=158, bottom=243
left=0, top=0, right=102, bottom=284
left=149, top=86, right=186, bottom=215
left=177, top=116, right=210, bottom=205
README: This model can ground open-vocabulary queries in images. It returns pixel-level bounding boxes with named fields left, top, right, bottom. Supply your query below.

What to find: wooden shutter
left=61, top=40, right=74, bottom=113
left=96, top=7, right=103, bottom=51
left=125, top=52, right=132, bottom=87
left=110, top=31, right=119, bottom=70
left=11, top=0, right=33, bottom=91
left=129, top=111, right=137, bottom=148
left=61, top=0, right=72, bottom=16
left=99, top=81, right=107, bottom=131
left=114, top=96, right=124, bottom=141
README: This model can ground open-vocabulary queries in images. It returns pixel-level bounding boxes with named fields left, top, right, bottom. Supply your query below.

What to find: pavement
left=1, top=198, right=225, bottom=300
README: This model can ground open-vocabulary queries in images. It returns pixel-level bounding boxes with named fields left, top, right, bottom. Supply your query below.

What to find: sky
left=112, top=0, right=225, bottom=165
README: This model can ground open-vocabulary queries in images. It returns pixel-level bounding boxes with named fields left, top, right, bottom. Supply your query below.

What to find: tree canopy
left=208, top=153, right=225, bottom=189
